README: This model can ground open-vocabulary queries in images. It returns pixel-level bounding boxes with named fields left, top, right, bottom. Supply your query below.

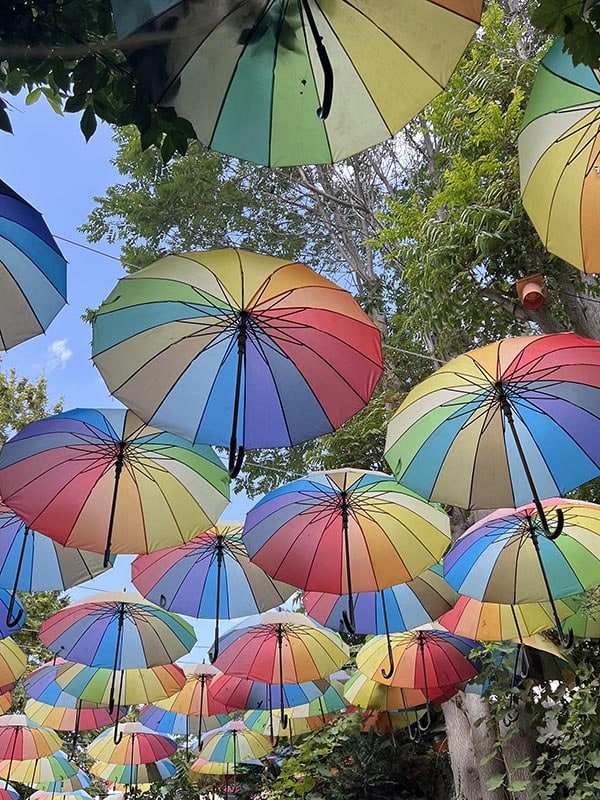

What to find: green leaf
left=508, top=780, right=530, bottom=793
left=80, top=105, right=97, bottom=142
left=64, top=93, right=88, bottom=113
left=25, top=87, right=43, bottom=105
left=486, top=774, right=506, bottom=790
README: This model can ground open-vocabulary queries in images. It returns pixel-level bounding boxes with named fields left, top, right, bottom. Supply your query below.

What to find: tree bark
left=498, top=699, right=539, bottom=799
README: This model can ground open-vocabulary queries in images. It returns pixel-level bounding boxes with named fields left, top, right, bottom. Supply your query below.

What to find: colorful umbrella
left=0, top=697, right=10, bottom=716
left=385, top=332, right=600, bottom=524
left=0, top=503, right=113, bottom=627
left=90, top=758, right=176, bottom=785
left=443, top=498, right=600, bottom=644
left=0, top=752, right=78, bottom=784
left=438, top=594, right=576, bottom=642
left=304, top=564, right=457, bottom=635
left=91, top=249, right=383, bottom=476
left=87, top=722, right=177, bottom=765
left=190, top=758, right=234, bottom=776
left=200, top=721, right=271, bottom=784
left=343, top=670, right=457, bottom=711
left=243, top=469, right=450, bottom=637
left=111, top=0, right=482, bottom=167
left=24, top=698, right=126, bottom=754
left=560, top=592, right=600, bottom=638
left=212, top=610, right=348, bottom=725
left=0, top=640, right=26, bottom=693
left=34, top=770, right=91, bottom=793
left=0, top=716, right=62, bottom=785
left=138, top=704, right=229, bottom=737
left=0, top=782, right=17, bottom=800
left=356, top=628, right=479, bottom=732
left=519, top=38, right=600, bottom=273
left=207, top=673, right=327, bottom=713
left=0, top=179, right=67, bottom=350
left=31, top=791, right=92, bottom=800
left=0, top=407, right=229, bottom=565
left=131, top=522, right=293, bottom=653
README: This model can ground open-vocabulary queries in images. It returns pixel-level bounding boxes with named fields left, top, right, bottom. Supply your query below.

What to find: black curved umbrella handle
left=5, top=605, right=23, bottom=629
left=113, top=728, right=123, bottom=745
left=545, top=508, right=565, bottom=540
left=228, top=445, right=245, bottom=479
left=342, top=608, right=356, bottom=635
left=417, top=702, right=433, bottom=733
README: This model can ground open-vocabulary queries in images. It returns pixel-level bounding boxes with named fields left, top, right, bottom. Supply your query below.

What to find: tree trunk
left=442, top=693, right=506, bottom=800
left=498, top=699, right=539, bottom=799
left=463, top=694, right=508, bottom=800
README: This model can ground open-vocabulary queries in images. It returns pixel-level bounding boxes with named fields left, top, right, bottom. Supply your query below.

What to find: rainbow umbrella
left=560, top=593, right=600, bottom=638
left=385, top=332, right=600, bottom=527
left=138, top=704, right=229, bottom=738
left=443, top=498, right=600, bottom=645
left=131, top=522, right=293, bottom=655
left=91, top=249, right=383, bottom=477
left=212, top=610, right=348, bottom=726
left=0, top=697, right=10, bottom=716
left=356, top=628, right=479, bottom=733
left=190, top=758, right=234, bottom=776
left=91, top=758, right=176, bottom=784
left=0, top=782, right=17, bottom=800
left=24, top=698, right=126, bottom=755
left=0, top=752, right=78, bottom=784
left=34, top=770, right=91, bottom=793
left=0, top=640, right=27, bottom=694
left=207, top=673, right=327, bottom=713
left=0, top=179, right=66, bottom=350
left=304, top=564, right=457, bottom=635
left=200, top=721, right=271, bottom=784
left=111, top=1, right=482, bottom=167
left=0, top=716, right=62, bottom=784
left=243, top=469, right=450, bottom=639
left=343, top=670, right=457, bottom=711
left=87, top=722, right=177, bottom=765
left=438, top=594, right=576, bottom=641
left=0, top=503, right=113, bottom=628
left=519, top=39, right=600, bottom=273
left=0, top=408, right=229, bottom=566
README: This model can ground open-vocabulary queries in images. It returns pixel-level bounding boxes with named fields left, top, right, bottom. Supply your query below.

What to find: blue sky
left=0, top=96, right=254, bottom=662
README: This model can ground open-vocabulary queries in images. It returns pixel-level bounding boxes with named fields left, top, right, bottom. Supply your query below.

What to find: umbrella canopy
left=0, top=408, right=229, bottom=565
left=91, top=759, right=176, bottom=784
left=0, top=698, right=10, bottom=716
left=207, top=673, right=328, bottom=713
left=0, top=179, right=67, bottom=350
left=343, top=670, right=456, bottom=711
left=304, top=564, right=458, bottom=635
left=356, top=628, right=480, bottom=691
left=0, top=782, right=17, bottom=800
left=443, top=498, right=600, bottom=643
left=0, top=752, right=78, bottom=784
left=519, top=38, right=600, bottom=274
left=0, top=504, right=113, bottom=628
left=46, top=662, right=186, bottom=707
left=131, top=522, right=293, bottom=648
left=39, top=593, right=196, bottom=670
left=200, top=721, right=271, bottom=765
left=190, top=758, right=234, bottom=776
left=0, top=640, right=26, bottom=692
left=212, top=610, right=348, bottom=725
left=34, top=770, right=91, bottom=793
left=87, top=723, right=177, bottom=765
left=385, top=332, right=600, bottom=514
left=243, top=469, right=450, bottom=634
left=438, top=594, right=576, bottom=641
left=138, top=704, right=229, bottom=737
left=0, top=715, right=61, bottom=761
left=24, top=698, right=126, bottom=734
left=91, top=249, right=383, bottom=476
left=111, top=0, right=482, bottom=167
left=560, top=593, right=600, bottom=638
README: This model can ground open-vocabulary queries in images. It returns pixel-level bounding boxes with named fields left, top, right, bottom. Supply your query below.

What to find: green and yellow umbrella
left=112, top=0, right=483, bottom=167
left=519, top=38, right=600, bottom=273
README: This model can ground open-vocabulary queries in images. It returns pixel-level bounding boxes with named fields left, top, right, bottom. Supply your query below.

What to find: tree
left=0, top=1, right=195, bottom=158
left=0, top=361, right=61, bottom=446
left=531, top=0, right=600, bottom=68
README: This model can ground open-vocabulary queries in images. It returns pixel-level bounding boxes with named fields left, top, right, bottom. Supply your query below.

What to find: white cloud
left=46, top=338, right=73, bottom=371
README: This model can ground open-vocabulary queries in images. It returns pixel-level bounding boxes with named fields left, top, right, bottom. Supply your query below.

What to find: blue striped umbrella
left=0, top=179, right=66, bottom=350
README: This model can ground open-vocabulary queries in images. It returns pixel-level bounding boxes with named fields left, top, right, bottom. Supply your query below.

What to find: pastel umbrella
left=385, top=332, right=600, bottom=525
left=212, top=610, right=348, bottom=725
left=111, top=0, right=482, bottom=167
left=519, top=38, right=600, bottom=274
left=343, top=670, right=457, bottom=711
left=304, top=564, right=458, bottom=635
left=443, top=498, right=600, bottom=645
left=34, top=770, right=91, bottom=793
left=207, top=673, right=328, bottom=713
left=138, top=703, right=229, bottom=737
left=24, top=698, right=126, bottom=755
left=356, top=628, right=480, bottom=731
left=0, top=698, right=10, bottom=716
left=200, top=721, right=271, bottom=784
left=0, top=407, right=229, bottom=566
left=0, top=752, right=78, bottom=784
left=144, top=664, right=228, bottom=743
left=0, top=503, right=114, bottom=628
left=438, top=594, right=576, bottom=642
left=0, top=782, right=17, bottom=800
left=91, top=248, right=383, bottom=477
left=560, top=593, right=600, bottom=638
left=0, top=640, right=26, bottom=692
left=0, top=179, right=67, bottom=350
left=244, top=469, right=450, bottom=639
left=0, top=716, right=62, bottom=785
left=91, top=759, right=176, bottom=784
left=190, top=758, right=234, bottom=776
left=87, top=722, right=177, bottom=765
left=131, top=522, right=293, bottom=656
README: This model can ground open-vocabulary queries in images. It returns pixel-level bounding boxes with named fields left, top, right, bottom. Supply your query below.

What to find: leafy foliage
left=0, top=360, right=62, bottom=446
left=531, top=0, right=600, bottom=68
